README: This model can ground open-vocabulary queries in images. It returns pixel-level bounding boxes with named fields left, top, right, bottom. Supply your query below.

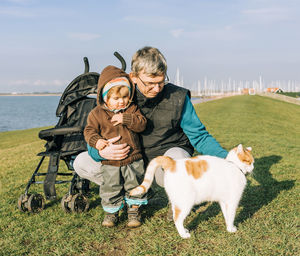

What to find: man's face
left=130, top=71, right=166, bottom=98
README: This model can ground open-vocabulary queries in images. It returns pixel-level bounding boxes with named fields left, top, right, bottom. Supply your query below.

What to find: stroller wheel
left=27, top=193, right=45, bottom=213
left=18, top=194, right=29, bottom=212
left=70, top=193, right=89, bottom=213
left=61, top=193, right=72, bottom=213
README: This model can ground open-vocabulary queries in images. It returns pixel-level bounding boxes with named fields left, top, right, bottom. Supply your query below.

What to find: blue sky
left=0, top=0, right=299, bottom=93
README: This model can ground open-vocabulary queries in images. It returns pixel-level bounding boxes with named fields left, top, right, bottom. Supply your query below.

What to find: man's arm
left=180, top=95, right=228, bottom=158
left=87, top=144, right=103, bottom=162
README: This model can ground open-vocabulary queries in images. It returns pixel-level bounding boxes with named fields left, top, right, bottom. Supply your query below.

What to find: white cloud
left=224, top=25, right=233, bottom=31
left=9, top=79, right=31, bottom=85
left=6, top=0, right=34, bottom=4
left=0, top=4, right=75, bottom=19
left=170, top=29, right=184, bottom=38
left=68, top=33, right=101, bottom=41
left=123, top=15, right=173, bottom=25
left=174, top=25, right=241, bottom=42
left=33, top=80, right=48, bottom=86
left=8, top=79, right=67, bottom=87
left=0, top=6, right=35, bottom=17
left=53, top=80, right=66, bottom=86
left=242, top=7, right=291, bottom=23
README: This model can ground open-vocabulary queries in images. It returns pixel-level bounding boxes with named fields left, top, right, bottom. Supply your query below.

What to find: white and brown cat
left=130, top=144, right=254, bottom=238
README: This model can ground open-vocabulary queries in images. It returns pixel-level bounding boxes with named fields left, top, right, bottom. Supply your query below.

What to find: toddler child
left=84, top=65, right=147, bottom=228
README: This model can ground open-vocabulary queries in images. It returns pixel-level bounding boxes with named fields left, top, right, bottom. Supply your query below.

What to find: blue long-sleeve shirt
left=88, top=95, right=228, bottom=161
left=180, top=96, right=228, bottom=158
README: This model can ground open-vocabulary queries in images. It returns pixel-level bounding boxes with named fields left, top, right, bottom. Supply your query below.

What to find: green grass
left=0, top=95, right=299, bottom=256
left=278, top=92, right=300, bottom=98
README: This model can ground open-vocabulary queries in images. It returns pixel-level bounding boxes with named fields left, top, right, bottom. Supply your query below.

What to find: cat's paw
left=227, top=226, right=237, bottom=233
left=179, top=229, right=191, bottom=239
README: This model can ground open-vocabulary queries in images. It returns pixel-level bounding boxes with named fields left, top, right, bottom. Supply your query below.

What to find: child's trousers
left=99, top=159, right=147, bottom=213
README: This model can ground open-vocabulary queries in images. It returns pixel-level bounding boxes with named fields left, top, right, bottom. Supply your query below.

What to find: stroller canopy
left=56, top=57, right=99, bottom=117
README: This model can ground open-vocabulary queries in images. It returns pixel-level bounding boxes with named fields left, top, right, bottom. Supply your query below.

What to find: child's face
left=106, top=92, right=130, bottom=110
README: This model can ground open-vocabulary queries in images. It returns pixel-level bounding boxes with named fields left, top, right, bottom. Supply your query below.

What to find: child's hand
left=96, top=139, right=109, bottom=150
left=111, top=113, right=123, bottom=126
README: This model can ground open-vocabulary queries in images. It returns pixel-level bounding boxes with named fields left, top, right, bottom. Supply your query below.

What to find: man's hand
left=111, top=113, right=123, bottom=126
left=98, top=136, right=130, bottom=160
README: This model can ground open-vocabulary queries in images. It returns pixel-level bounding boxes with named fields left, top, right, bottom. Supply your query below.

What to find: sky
left=0, top=0, right=299, bottom=93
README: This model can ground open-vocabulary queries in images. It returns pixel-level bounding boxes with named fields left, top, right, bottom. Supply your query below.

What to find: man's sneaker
left=127, top=205, right=142, bottom=228
left=102, top=212, right=119, bottom=227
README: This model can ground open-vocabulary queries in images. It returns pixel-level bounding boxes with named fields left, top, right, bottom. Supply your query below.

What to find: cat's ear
left=237, top=144, right=243, bottom=153
left=246, top=147, right=252, bottom=152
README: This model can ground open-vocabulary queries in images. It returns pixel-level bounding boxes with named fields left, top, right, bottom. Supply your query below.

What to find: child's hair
left=107, top=86, right=130, bottom=100
left=131, top=46, right=167, bottom=76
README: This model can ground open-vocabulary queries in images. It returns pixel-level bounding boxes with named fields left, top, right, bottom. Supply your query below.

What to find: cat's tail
left=130, top=156, right=175, bottom=196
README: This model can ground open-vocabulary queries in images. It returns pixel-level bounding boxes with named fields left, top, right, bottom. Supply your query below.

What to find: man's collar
left=135, top=84, right=165, bottom=107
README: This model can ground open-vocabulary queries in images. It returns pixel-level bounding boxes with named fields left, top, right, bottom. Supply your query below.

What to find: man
left=74, top=46, right=228, bottom=225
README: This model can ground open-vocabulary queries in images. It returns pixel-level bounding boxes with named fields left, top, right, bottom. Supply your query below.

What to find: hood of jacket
left=97, top=65, right=135, bottom=106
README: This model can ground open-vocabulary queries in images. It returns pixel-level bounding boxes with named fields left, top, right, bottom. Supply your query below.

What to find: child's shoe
left=127, top=205, right=141, bottom=228
left=102, top=212, right=119, bottom=227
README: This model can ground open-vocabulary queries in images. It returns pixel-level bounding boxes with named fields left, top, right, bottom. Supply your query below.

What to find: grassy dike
left=0, top=95, right=299, bottom=256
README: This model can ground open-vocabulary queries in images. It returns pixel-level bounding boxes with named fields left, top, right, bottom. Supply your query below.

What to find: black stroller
left=18, top=52, right=126, bottom=213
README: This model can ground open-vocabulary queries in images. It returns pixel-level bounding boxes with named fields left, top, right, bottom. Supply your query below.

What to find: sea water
left=0, top=96, right=204, bottom=132
left=0, top=96, right=60, bottom=132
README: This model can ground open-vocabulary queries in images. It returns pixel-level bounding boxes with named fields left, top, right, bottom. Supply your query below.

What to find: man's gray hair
left=131, top=46, right=167, bottom=76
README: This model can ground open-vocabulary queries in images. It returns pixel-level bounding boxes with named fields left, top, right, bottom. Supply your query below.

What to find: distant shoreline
left=0, top=93, right=62, bottom=96
left=0, top=93, right=225, bottom=103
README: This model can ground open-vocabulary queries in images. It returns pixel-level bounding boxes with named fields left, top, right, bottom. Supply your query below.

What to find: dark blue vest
left=134, top=83, right=194, bottom=164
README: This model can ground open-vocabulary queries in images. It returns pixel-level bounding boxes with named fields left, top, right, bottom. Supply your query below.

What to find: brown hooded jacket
left=84, top=65, right=147, bottom=166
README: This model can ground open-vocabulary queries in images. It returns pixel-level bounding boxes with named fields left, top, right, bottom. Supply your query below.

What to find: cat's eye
left=244, top=160, right=251, bottom=165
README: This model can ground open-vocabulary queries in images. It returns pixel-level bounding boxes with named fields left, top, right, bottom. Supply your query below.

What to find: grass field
left=278, top=92, right=300, bottom=98
left=0, top=95, right=299, bottom=256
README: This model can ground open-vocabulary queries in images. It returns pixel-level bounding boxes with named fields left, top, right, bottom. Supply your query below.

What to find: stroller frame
left=18, top=52, right=126, bottom=213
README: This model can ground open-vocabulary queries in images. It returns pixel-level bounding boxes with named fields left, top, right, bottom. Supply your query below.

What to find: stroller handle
left=83, top=57, right=89, bottom=73
left=114, top=52, right=126, bottom=71
left=83, top=52, right=126, bottom=74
